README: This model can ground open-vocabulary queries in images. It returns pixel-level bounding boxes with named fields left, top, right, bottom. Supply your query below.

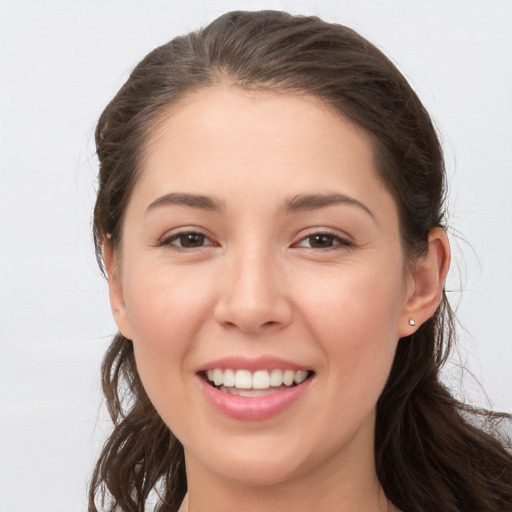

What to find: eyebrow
left=285, top=193, right=375, bottom=219
left=146, top=193, right=225, bottom=215
left=145, top=191, right=374, bottom=220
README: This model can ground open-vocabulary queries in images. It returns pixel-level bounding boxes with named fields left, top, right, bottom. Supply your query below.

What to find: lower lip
left=197, top=375, right=312, bottom=421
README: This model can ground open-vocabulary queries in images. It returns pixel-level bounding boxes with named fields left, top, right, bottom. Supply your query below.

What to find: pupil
left=311, top=234, right=332, bottom=248
left=182, top=233, right=204, bottom=247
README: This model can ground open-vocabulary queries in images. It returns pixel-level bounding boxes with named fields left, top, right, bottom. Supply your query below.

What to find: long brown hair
left=90, top=10, right=512, bottom=511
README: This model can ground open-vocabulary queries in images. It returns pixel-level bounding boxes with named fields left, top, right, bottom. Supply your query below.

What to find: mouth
left=201, top=368, right=314, bottom=397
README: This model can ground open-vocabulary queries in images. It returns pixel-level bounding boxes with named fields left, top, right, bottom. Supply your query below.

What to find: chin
left=212, top=457, right=307, bottom=487
left=184, top=433, right=315, bottom=487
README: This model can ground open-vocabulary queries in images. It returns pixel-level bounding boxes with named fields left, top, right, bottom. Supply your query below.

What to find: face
left=108, top=86, right=418, bottom=488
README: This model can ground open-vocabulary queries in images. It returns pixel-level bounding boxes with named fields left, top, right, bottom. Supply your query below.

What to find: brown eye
left=295, top=232, right=353, bottom=250
left=178, top=233, right=206, bottom=247
left=307, top=234, right=336, bottom=248
left=161, top=231, right=213, bottom=249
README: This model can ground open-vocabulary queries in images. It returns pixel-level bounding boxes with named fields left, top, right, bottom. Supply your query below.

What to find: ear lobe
left=103, top=240, right=133, bottom=340
left=398, top=227, right=451, bottom=337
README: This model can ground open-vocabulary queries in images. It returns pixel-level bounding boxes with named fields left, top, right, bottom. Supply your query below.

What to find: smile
left=198, top=366, right=314, bottom=421
left=205, top=368, right=311, bottom=397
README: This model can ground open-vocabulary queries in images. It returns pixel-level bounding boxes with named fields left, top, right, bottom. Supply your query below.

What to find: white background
left=1, top=1, right=511, bottom=510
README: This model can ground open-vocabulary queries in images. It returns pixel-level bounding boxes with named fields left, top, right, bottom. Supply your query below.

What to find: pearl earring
left=409, top=318, right=416, bottom=326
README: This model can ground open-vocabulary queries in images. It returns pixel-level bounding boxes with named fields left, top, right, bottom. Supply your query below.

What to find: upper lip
left=196, top=355, right=312, bottom=373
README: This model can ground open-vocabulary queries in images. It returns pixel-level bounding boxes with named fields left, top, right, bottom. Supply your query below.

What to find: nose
left=214, top=248, right=293, bottom=334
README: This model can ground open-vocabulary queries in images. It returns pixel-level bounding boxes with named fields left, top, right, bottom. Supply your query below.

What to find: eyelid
left=292, top=228, right=354, bottom=249
left=155, top=226, right=353, bottom=251
left=156, top=227, right=219, bottom=250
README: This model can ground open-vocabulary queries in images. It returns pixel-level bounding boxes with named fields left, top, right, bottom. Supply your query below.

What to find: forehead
left=131, top=85, right=395, bottom=221
left=147, top=85, right=373, bottom=155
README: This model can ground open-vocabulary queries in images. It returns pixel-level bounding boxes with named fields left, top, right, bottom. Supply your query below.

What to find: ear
left=103, top=240, right=133, bottom=340
left=398, top=227, right=451, bottom=337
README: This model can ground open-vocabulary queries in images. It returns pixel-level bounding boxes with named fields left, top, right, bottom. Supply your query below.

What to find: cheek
left=299, top=262, right=405, bottom=341
left=297, top=263, right=404, bottom=405
left=124, top=263, right=213, bottom=339
left=122, top=267, right=215, bottom=406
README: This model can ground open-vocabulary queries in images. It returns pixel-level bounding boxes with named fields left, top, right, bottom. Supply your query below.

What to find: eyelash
left=158, top=230, right=217, bottom=251
left=293, top=231, right=354, bottom=251
left=157, top=229, right=353, bottom=252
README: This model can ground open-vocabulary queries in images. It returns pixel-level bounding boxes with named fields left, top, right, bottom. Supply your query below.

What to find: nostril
left=214, top=295, right=293, bottom=333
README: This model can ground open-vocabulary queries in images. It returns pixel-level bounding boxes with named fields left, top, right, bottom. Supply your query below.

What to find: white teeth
left=205, top=368, right=311, bottom=390
left=223, top=369, right=235, bottom=387
left=282, top=370, right=295, bottom=386
left=252, top=370, right=270, bottom=390
left=269, top=369, right=283, bottom=386
left=220, top=386, right=283, bottom=397
left=294, top=370, right=308, bottom=384
left=213, top=368, right=223, bottom=386
left=235, top=369, right=252, bottom=389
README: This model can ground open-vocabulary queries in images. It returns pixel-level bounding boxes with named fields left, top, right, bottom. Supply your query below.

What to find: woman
left=89, top=10, right=512, bottom=512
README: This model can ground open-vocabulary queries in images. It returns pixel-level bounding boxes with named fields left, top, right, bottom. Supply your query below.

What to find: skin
left=105, top=86, right=450, bottom=512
